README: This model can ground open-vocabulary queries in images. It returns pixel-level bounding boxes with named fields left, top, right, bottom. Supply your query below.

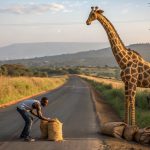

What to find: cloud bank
left=0, top=3, right=65, bottom=14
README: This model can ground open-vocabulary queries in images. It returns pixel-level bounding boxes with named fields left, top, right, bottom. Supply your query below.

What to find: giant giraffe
left=86, top=6, right=150, bottom=126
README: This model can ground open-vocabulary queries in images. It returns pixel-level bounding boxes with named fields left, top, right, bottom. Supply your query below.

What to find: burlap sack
left=40, top=120, right=48, bottom=139
left=134, top=128, right=144, bottom=142
left=123, top=125, right=139, bottom=141
left=100, top=122, right=126, bottom=139
left=136, top=127, right=150, bottom=145
left=48, top=118, right=63, bottom=141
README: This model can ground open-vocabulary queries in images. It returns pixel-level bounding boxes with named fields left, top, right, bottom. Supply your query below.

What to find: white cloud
left=0, top=3, right=65, bottom=15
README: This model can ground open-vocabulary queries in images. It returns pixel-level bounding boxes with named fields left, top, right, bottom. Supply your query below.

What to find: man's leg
left=17, top=108, right=33, bottom=138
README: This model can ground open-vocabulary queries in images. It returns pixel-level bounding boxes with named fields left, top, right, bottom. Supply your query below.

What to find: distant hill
left=0, top=43, right=150, bottom=67
left=0, top=42, right=109, bottom=60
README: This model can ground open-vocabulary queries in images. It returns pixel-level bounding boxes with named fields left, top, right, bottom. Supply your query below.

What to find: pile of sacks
left=40, top=118, right=63, bottom=141
left=100, top=122, right=150, bottom=145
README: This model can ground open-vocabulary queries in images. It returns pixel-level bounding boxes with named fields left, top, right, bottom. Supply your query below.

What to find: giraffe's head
left=86, top=6, right=104, bottom=25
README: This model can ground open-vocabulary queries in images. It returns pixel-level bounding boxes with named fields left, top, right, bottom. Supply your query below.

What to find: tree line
left=0, top=64, right=81, bottom=77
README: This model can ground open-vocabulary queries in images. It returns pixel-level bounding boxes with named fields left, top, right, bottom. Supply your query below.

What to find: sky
left=0, top=0, right=149, bottom=47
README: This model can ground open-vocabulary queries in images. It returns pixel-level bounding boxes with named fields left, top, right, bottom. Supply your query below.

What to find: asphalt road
left=1, top=76, right=149, bottom=150
left=0, top=76, right=105, bottom=150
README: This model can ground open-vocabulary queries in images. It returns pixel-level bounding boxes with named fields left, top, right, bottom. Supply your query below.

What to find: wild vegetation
left=82, top=76, right=150, bottom=128
left=0, top=63, right=81, bottom=105
left=0, top=76, right=68, bottom=105
left=80, top=66, right=120, bottom=79
left=0, top=64, right=81, bottom=77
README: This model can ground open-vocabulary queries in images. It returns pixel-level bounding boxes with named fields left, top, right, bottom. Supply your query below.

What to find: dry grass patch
left=80, top=75, right=150, bottom=92
left=0, top=76, right=68, bottom=105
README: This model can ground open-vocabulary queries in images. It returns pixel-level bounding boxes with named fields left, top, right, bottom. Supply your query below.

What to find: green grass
left=86, top=79, right=150, bottom=128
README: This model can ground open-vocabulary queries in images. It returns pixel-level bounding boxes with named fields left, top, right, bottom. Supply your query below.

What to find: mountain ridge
left=0, top=43, right=150, bottom=67
left=0, top=42, right=109, bottom=60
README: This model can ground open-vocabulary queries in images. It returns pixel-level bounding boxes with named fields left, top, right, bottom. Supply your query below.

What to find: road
left=0, top=76, right=149, bottom=150
left=0, top=76, right=105, bottom=150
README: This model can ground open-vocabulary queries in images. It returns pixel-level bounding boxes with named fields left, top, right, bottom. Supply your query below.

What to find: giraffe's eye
left=91, top=14, right=95, bottom=19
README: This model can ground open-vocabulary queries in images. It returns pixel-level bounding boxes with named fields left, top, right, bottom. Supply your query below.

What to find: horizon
left=0, top=42, right=109, bottom=60
left=0, top=42, right=149, bottom=61
left=1, top=41, right=150, bottom=48
left=0, top=0, right=149, bottom=48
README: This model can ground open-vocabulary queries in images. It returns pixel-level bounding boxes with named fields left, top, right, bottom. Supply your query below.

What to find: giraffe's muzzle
left=86, top=20, right=91, bottom=25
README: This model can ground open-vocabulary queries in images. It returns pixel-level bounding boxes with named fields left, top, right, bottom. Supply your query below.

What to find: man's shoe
left=19, top=135, right=25, bottom=139
left=24, top=137, right=35, bottom=142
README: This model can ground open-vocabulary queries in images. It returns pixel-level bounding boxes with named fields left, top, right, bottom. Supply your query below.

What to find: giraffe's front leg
left=124, top=98, right=130, bottom=124
left=124, top=84, right=130, bottom=124
left=130, top=90, right=136, bottom=126
left=127, top=83, right=137, bottom=126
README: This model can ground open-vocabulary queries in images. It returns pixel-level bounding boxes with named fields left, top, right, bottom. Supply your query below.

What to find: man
left=17, top=97, right=53, bottom=142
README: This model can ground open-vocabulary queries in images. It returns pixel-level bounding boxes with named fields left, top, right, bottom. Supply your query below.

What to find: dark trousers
left=17, top=107, right=33, bottom=138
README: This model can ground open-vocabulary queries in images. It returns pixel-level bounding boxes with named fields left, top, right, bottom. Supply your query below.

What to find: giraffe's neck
left=97, top=14, right=129, bottom=69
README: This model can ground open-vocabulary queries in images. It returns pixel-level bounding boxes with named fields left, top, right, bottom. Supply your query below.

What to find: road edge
left=79, top=77, right=121, bottom=125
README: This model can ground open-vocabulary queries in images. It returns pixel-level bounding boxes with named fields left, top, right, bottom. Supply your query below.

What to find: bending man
left=17, top=97, right=53, bottom=142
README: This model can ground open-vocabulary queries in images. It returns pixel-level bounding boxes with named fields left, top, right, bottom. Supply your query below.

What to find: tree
left=0, top=65, right=8, bottom=76
left=0, top=64, right=32, bottom=77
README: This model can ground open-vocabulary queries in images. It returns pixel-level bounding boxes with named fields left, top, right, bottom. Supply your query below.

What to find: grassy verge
left=0, top=76, right=68, bottom=105
left=83, top=78, right=150, bottom=128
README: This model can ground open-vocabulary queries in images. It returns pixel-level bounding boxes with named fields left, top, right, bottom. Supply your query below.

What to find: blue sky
left=0, top=0, right=149, bottom=47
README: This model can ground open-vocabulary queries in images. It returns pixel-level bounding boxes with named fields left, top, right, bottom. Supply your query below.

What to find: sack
left=100, top=122, right=126, bottom=139
left=134, top=128, right=144, bottom=142
left=48, top=118, right=63, bottom=141
left=123, top=125, right=139, bottom=141
left=135, top=127, right=150, bottom=145
left=40, top=120, right=48, bottom=139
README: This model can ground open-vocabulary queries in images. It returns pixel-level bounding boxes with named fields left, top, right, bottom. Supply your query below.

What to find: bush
left=0, top=64, right=32, bottom=77
left=136, top=92, right=149, bottom=110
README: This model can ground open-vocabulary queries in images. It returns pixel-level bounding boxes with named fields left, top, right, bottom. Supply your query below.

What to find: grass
left=80, top=67, right=121, bottom=79
left=83, top=77, right=150, bottom=128
left=79, top=74, right=123, bottom=89
left=0, top=76, right=68, bottom=105
left=80, top=74, right=150, bottom=93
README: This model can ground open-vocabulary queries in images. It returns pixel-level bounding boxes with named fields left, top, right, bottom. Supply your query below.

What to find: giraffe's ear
left=97, top=9, right=104, bottom=14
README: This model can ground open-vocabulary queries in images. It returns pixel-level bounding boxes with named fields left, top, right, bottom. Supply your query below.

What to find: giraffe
left=86, top=6, right=150, bottom=126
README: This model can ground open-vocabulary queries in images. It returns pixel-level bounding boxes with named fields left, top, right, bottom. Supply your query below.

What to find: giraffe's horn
left=91, top=6, right=94, bottom=10
left=95, top=6, right=99, bottom=10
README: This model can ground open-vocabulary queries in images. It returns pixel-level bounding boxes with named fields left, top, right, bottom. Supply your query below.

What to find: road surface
left=0, top=76, right=149, bottom=150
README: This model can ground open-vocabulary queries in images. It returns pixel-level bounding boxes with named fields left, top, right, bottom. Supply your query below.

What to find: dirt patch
left=91, top=88, right=121, bottom=124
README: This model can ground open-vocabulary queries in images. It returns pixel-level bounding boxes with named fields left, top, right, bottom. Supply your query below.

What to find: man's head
left=41, top=97, right=48, bottom=107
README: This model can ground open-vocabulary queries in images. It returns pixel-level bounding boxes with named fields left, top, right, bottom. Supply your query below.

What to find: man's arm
left=33, top=102, right=49, bottom=121
left=30, top=110, right=38, bottom=117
